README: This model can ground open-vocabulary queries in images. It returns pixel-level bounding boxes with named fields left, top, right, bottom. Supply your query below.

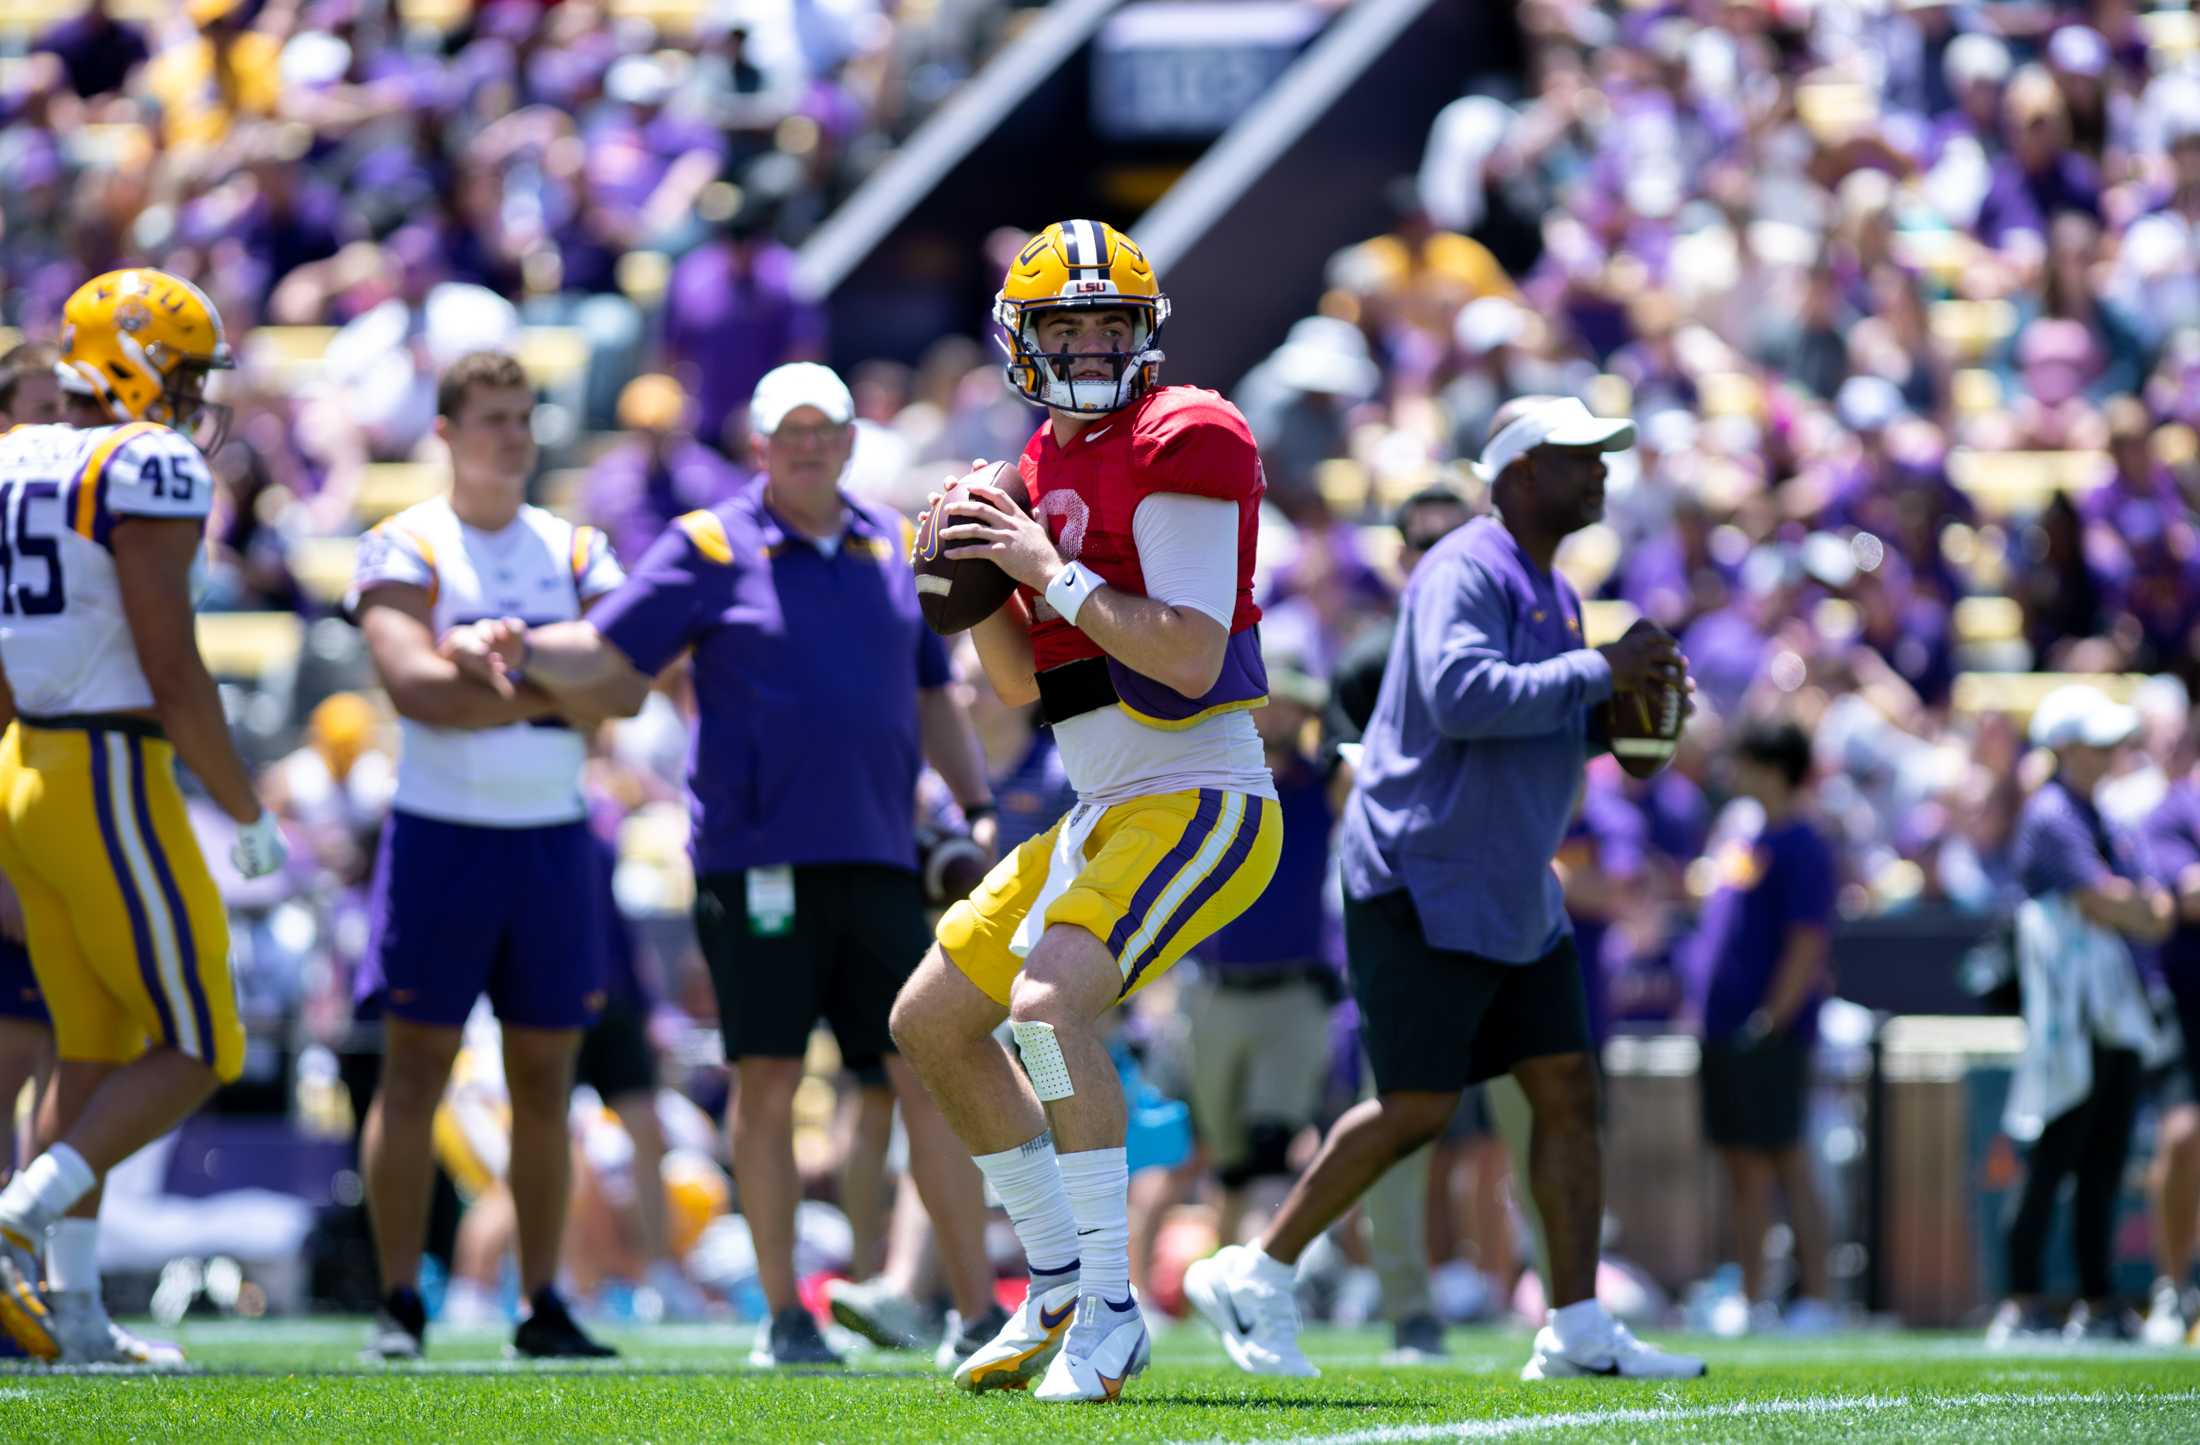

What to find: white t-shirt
left=348, top=495, right=623, bottom=826
left=1052, top=492, right=1275, bottom=807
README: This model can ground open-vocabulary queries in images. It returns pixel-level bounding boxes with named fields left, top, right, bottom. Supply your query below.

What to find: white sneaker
left=0, top=1214, right=58, bottom=1361
left=1032, top=1295, right=1150, bottom=1403
left=2142, top=1279, right=2187, bottom=1347
left=1183, top=1245, right=1318, bottom=1378
left=1521, top=1320, right=1707, bottom=1379
left=951, top=1275, right=1079, bottom=1393
left=48, top=1291, right=186, bottom=1366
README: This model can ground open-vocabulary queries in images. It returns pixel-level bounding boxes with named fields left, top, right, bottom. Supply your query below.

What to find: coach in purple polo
left=443, top=362, right=1005, bottom=1370
left=1192, top=395, right=1705, bottom=1382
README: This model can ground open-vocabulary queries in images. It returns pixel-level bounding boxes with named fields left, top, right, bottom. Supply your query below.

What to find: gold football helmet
left=60, top=268, right=234, bottom=449
left=994, top=220, right=1170, bottom=414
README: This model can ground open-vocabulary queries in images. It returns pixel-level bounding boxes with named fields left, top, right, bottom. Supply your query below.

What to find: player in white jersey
left=347, top=351, right=640, bottom=1361
left=0, top=270, right=288, bottom=1365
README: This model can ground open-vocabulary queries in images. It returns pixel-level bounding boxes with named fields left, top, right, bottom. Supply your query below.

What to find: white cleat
left=951, top=1276, right=1080, bottom=1393
left=50, top=1291, right=185, bottom=1366
left=1183, top=1245, right=1318, bottom=1378
left=1521, top=1321, right=1707, bottom=1379
left=2140, top=1280, right=2187, bottom=1348
left=0, top=1216, right=58, bottom=1362
left=1032, top=1295, right=1150, bottom=1403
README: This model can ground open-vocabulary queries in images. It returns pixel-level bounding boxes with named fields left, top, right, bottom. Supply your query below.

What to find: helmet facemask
left=150, top=356, right=235, bottom=455
left=996, top=295, right=1170, bottom=415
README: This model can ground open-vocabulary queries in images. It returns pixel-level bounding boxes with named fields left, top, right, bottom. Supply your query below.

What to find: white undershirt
left=1051, top=492, right=1274, bottom=807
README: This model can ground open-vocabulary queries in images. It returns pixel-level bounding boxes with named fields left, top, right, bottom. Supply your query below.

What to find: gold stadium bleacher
left=291, top=536, right=359, bottom=607
left=1946, top=448, right=2110, bottom=518
left=1952, top=671, right=2150, bottom=723
left=241, top=325, right=339, bottom=392
left=196, top=611, right=304, bottom=682
left=354, top=462, right=442, bottom=524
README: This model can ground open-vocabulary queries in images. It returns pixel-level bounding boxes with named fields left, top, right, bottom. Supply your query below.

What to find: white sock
left=1249, top=1246, right=1297, bottom=1288
left=46, top=1218, right=100, bottom=1294
left=972, top=1131, right=1080, bottom=1278
left=0, top=1143, right=96, bottom=1230
left=1056, top=1146, right=1130, bottom=1306
left=1550, top=1297, right=1612, bottom=1351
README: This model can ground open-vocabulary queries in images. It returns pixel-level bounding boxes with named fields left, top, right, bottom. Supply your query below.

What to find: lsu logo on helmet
left=994, top=220, right=1170, bottom=415
left=60, top=268, right=235, bottom=447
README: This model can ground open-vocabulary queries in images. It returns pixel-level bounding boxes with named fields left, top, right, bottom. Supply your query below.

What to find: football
left=1601, top=680, right=1684, bottom=779
left=911, top=460, right=1030, bottom=634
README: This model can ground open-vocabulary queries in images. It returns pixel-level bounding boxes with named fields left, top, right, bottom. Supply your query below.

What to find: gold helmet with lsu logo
left=994, top=220, right=1170, bottom=414
left=60, top=268, right=235, bottom=449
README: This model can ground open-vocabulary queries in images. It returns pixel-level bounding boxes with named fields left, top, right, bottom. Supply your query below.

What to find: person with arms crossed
left=884, top=220, right=1281, bottom=1403
left=1186, top=394, right=1706, bottom=1381
left=0, top=270, right=287, bottom=1363
left=349, top=351, right=631, bottom=1362
left=442, top=361, right=1004, bottom=1370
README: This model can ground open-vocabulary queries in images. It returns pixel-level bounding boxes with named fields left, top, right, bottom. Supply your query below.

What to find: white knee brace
left=1010, top=1019, right=1075, bottom=1102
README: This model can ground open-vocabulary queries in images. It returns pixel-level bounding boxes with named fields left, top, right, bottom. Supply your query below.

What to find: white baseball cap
left=2028, top=683, right=2140, bottom=751
left=1476, top=396, right=1635, bottom=481
left=750, top=362, right=854, bottom=435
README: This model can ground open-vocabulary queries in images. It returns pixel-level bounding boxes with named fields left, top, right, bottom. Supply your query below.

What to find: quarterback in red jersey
left=888, top=220, right=1282, bottom=1402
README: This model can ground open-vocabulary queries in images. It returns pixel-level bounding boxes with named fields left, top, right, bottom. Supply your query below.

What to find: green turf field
left=3, top=1320, right=2195, bottom=1442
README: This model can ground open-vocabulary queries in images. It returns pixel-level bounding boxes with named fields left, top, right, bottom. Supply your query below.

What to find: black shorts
left=2171, top=970, right=2200, bottom=1099
left=695, top=864, right=929, bottom=1070
left=575, top=1000, right=657, bottom=1101
left=1699, top=1035, right=1810, bottom=1151
left=1344, top=888, right=1594, bottom=1095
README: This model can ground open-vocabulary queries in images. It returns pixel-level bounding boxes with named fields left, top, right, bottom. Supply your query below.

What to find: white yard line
left=1167, top=1388, right=2200, bottom=1445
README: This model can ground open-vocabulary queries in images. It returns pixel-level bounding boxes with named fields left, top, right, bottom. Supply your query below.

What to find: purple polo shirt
left=588, top=478, right=949, bottom=877
left=1338, top=516, right=1614, bottom=962
left=2015, top=777, right=2143, bottom=899
left=1686, top=817, right=1837, bottom=1043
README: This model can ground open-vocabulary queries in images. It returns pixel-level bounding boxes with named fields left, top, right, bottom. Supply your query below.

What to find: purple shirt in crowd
left=2014, top=776, right=2143, bottom=899
left=1686, top=816, right=1837, bottom=1043
left=2141, top=779, right=2200, bottom=989
left=1975, top=153, right=2103, bottom=248
left=584, top=436, right=747, bottom=565
left=589, top=478, right=949, bottom=877
left=663, top=240, right=825, bottom=447
left=1338, top=516, right=1614, bottom=963
left=1201, top=753, right=1337, bottom=972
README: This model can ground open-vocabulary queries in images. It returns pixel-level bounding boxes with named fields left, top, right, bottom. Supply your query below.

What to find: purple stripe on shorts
left=1119, top=794, right=1263, bottom=998
left=1103, top=789, right=1222, bottom=964
left=89, top=733, right=173, bottom=1048
left=129, top=737, right=213, bottom=1062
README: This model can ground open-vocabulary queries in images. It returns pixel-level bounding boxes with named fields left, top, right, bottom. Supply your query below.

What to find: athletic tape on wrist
left=1010, top=1019, right=1075, bottom=1101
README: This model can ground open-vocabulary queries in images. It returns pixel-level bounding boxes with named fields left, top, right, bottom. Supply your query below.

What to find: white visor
left=1476, top=397, right=1636, bottom=481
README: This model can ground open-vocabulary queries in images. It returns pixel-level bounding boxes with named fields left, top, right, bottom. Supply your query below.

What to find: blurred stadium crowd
left=4, top=0, right=2200, bottom=1341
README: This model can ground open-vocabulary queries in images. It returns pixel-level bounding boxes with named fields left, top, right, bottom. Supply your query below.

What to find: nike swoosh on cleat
left=1076, top=1227, right=1101, bottom=1236
left=1099, top=1370, right=1126, bottom=1400
left=1581, top=1360, right=1623, bottom=1376
left=1039, top=1301, right=1076, bottom=1331
left=1226, top=1298, right=1254, bottom=1337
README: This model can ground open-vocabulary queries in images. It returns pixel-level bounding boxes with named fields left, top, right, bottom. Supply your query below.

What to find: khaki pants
left=1186, top=976, right=1332, bottom=1177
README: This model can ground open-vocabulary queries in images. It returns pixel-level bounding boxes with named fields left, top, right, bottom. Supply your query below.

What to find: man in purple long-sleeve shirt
left=1188, top=396, right=1706, bottom=1382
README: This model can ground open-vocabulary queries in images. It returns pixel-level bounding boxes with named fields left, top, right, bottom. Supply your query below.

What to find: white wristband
left=1043, top=561, right=1104, bottom=627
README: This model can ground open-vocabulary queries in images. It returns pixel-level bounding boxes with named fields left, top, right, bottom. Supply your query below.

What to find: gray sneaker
left=935, top=1303, right=1013, bottom=1370
left=0, top=1217, right=57, bottom=1361
left=749, top=1306, right=843, bottom=1367
left=825, top=1277, right=938, bottom=1351
left=51, top=1290, right=185, bottom=1366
